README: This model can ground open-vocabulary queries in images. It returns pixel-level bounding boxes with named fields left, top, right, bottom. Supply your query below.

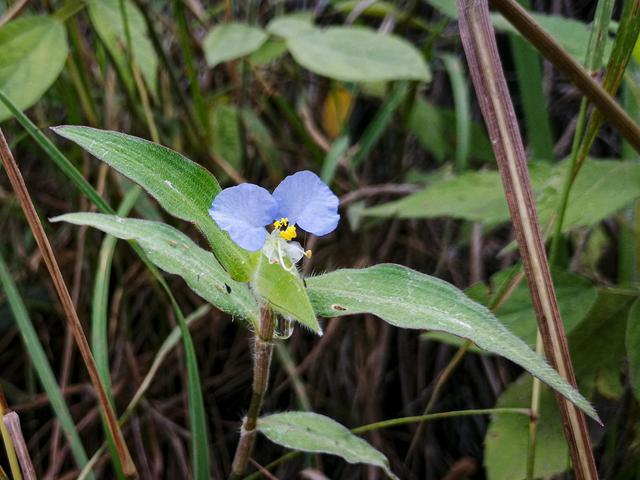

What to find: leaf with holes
left=51, top=213, right=260, bottom=326
left=258, top=412, right=398, bottom=479
left=0, top=16, right=68, bottom=121
left=306, top=264, right=599, bottom=421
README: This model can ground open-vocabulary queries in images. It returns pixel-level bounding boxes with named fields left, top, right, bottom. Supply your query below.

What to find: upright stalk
left=456, top=2, right=599, bottom=479
left=0, top=129, right=137, bottom=478
left=229, top=306, right=276, bottom=479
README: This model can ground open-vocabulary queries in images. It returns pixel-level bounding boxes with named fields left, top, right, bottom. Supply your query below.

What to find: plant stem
left=229, top=306, right=276, bottom=480
left=457, top=2, right=600, bottom=479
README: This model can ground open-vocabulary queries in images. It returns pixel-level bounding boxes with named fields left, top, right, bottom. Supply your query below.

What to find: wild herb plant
left=0, top=1, right=639, bottom=479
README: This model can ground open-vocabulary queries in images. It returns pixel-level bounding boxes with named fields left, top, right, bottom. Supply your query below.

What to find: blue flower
left=209, top=171, right=339, bottom=262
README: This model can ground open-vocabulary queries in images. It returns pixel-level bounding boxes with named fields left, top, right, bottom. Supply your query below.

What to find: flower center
left=273, top=217, right=297, bottom=241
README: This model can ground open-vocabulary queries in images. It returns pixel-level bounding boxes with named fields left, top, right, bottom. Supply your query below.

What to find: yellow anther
left=273, top=217, right=289, bottom=229
left=279, top=225, right=297, bottom=241
left=304, top=249, right=312, bottom=258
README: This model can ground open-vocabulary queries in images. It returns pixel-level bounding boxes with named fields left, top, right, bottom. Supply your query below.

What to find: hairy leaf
left=51, top=213, right=259, bottom=325
left=51, top=125, right=253, bottom=281
left=306, top=264, right=598, bottom=421
left=426, top=267, right=597, bottom=351
left=258, top=412, right=398, bottom=479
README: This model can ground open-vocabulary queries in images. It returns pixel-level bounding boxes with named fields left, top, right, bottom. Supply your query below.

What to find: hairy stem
left=229, top=307, right=275, bottom=479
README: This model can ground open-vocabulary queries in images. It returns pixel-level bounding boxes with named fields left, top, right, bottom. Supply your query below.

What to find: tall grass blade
left=509, top=0, right=553, bottom=159
left=0, top=252, right=93, bottom=478
left=0, top=92, right=211, bottom=478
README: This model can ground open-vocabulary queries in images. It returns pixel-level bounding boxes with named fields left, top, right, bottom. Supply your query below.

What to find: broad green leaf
left=627, top=298, right=640, bottom=403
left=0, top=16, right=68, bottom=121
left=51, top=213, right=260, bottom=326
left=360, top=160, right=640, bottom=235
left=258, top=412, right=398, bottom=479
left=286, top=26, right=431, bottom=82
left=88, top=0, right=158, bottom=98
left=52, top=125, right=254, bottom=281
left=306, top=264, right=598, bottom=421
left=427, top=0, right=611, bottom=63
left=266, top=13, right=314, bottom=38
left=361, top=163, right=551, bottom=224
left=537, top=160, right=640, bottom=231
left=253, top=256, right=320, bottom=333
left=485, top=376, right=567, bottom=480
left=570, top=291, right=633, bottom=399
left=203, top=23, right=267, bottom=68
left=426, top=267, right=597, bottom=351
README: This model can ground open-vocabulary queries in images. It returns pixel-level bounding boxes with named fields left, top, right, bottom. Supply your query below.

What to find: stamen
left=304, top=250, right=312, bottom=258
left=279, top=225, right=297, bottom=241
left=273, top=217, right=288, bottom=229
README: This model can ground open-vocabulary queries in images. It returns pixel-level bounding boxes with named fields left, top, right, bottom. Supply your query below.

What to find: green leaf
left=258, top=412, right=398, bottom=479
left=627, top=298, right=640, bottom=403
left=361, top=163, right=551, bottom=224
left=51, top=213, right=260, bottom=326
left=485, top=376, right=567, bottom=480
left=537, top=159, right=640, bottom=232
left=360, top=160, right=640, bottom=234
left=286, top=26, right=431, bottom=82
left=570, top=291, right=633, bottom=399
left=252, top=256, right=320, bottom=334
left=306, top=264, right=598, bottom=421
left=203, top=23, right=268, bottom=68
left=88, top=0, right=158, bottom=98
left=51, top=125, right=254, bottom=281
left=0, top=16, right=68, bottom=121
left=266, top=13, right=315, bottom=39
left=425, top=267, right=597, bottom=351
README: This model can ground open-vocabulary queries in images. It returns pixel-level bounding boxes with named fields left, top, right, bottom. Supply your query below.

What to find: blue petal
left=209, top=183, right=278, bottom=251
left=272, top=171, right=340, bottom=236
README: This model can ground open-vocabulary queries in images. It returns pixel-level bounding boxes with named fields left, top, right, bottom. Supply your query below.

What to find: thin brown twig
left=3, top=411, right=36, bottom=480
left=0, top=129, right=138, bottom=479
left=0, top=0, right=30, bottom=28
left=456, top=2, right=599, bottom=479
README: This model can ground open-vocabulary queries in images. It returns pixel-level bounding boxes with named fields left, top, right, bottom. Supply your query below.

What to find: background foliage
left=0, top=0, right=639, bottom=479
